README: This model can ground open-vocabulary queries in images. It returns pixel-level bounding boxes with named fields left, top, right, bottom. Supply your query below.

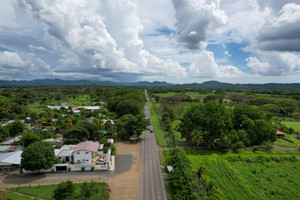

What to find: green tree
left=167, top=147, right=199, bottom=200
left=0, top=126, right=9, bottom=142
left=116, top=114, right=150, bottom=139
left=78, top=121, right=99, bottom=140
left=80, top=180, right=99, bottom=199
left=191, top=129, right=204, bottom=147
left=9, top=119, right=25, bottom=137
left=63, top=125, right=89, bottom=144
left=20, top=132, right=41, bottom=147
left=180, top=101, right=232, bottom=149
left=21, top=141, right=56, bottom=172
left=53, top=180, right=75, bottom=200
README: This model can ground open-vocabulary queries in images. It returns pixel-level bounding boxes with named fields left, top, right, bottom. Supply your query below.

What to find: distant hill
left=0, top=79, right=300, bottom=89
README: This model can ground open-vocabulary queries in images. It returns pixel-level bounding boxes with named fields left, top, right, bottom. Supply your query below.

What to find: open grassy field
left=9, top=182, right=109, bottom=200
left=282, top=122, right=300, bottom=132
left=154, top=92, right=202, bottom=99
left=67, top=94, right=92, bottom=105
left=274, top=134, right=300, bottom=147
left=186, top=150, right=300, bottom=200
left=149, top=98, right=168, bottom=147
left=0, top=190, right=32, bottom=200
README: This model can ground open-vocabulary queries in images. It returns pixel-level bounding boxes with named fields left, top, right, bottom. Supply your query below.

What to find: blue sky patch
left=207, top=41, right=254, bottom=73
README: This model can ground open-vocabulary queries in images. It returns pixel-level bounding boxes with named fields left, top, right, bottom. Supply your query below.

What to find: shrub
left=270, top=155, right=280, bottom=162
left=103, top=146, right=109, bottom=153
left=91, top=166, right=95, bottom=171
left=53, top=180, right=75, bottom=200
left=279, top=155, right=289, bottom=161
left=255, top=155, right=266, bottom=163
left=99, top=137, right=108, bottom=144
left=111, top=144, right=116, bottom=155
left=289, top=155, right=298, bottom=162
left=68, top=167, right=71, bottom=172
left=81, top=166, right=85, bottom=171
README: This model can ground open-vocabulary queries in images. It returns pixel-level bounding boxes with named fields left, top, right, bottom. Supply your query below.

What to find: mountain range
left=0, top=79, right=300, bottom=89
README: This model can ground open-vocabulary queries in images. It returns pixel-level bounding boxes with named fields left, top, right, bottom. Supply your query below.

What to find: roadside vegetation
left=148, top=87, right=300, bottom=199
left=8, top=180, right=109, bottom=200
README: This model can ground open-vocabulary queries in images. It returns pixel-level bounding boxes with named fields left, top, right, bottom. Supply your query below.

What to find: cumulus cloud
left=255, top=1, right=300, bottom=52
left=171, top=0, right=228, bottom=49
left=14, top=0, right=186, bottom=81
left=28, top=44, right=46, bottom=51
left=247, top=51, right=300, bottom=75
left=0, top=51, right=25, bottom=69
left=188, top=50, right=244, bottom=78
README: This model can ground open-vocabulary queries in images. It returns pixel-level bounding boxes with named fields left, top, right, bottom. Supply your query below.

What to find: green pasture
left=67, top=94, right=92, bottom=106
left=0, top=190, right=32, bottom=200
left=274, top=134, right=300, bottom=147
left=282, top=122, right=300, bottom=132
left=186, top=150, right=300, bottom=200
left=154, top=92, right=202, bottom=99
left=9, top=182, right=109, bottom=200
left=149, top=98, right=168, bottom=147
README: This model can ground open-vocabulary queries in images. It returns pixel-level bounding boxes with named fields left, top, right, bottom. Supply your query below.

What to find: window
left=66, top=157, right=70, bottom=162
left=77, top=152, right=80, bottom=154
left=77, top=160, right=80, bottom=162
left=85, top=152, right=89, bottom=154
left=86, top=160, right=89, bottom=162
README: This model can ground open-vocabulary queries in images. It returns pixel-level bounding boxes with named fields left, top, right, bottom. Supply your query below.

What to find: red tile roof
left=6, top=146, right=18, bottom=152
left=73, top=141, right=99, bottom=153
left=276, top=130, right=286, bottom=135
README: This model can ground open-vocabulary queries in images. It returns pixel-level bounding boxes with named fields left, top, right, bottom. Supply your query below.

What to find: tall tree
left=9, top=119, right=25, bottom=137
left=21, top=141, right=56, bottom=172
left=181, top=101, right=232, bottom=148
left=116, top=114, right=150, bottom=139
left=20, top=132, right=41, bottom=147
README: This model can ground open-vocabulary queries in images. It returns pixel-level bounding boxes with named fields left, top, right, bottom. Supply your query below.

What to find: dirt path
left=272, top=145, right=299, bottom=150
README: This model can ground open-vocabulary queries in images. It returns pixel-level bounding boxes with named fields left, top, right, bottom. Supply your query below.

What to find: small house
left=276, top=130, right=286, bottom=138
left=73, top=141, right=100, bottom=164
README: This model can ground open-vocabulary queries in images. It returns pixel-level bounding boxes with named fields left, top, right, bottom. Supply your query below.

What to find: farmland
left=186, top=150, right=300, bottom=200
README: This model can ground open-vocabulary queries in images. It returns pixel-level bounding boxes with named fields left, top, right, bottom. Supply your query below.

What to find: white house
left=73, top=141, right=100, bottom=164
left=78, top=106, right=100, bottom=111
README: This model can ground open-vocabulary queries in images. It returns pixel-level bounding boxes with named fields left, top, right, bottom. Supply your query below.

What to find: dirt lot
left=108, top=141, right=141, bottom=200
left=0, top=141, right=141, bottom=200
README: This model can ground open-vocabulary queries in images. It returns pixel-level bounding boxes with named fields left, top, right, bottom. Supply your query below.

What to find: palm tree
left=191, top=129, right=204, bottom=147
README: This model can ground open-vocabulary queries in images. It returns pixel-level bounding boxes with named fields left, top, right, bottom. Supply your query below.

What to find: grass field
left=0, top=190, right=32, bottom=200
left=154, top=92, right=202, bottom=99
left=185, top=150, right=300, bottom=200
left=67, top=94, right=92, bottom=106
left=274, top=134, right=300, bottom=147
left=149, top=98, right=168, bottom=147
left=9, top=182, right=109, bottom=200
left=282, top=122, right=300, bottom=132
left=27, top=101, right=45, bottom=113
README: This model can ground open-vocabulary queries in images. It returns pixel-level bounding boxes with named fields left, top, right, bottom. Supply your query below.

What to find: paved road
left=140, top=90, right=167, bottom=200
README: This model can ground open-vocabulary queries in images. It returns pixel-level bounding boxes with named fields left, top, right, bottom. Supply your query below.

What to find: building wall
left=74, top=151, right=93, bottom=164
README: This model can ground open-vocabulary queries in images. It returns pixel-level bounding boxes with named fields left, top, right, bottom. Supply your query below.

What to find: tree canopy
left=53, top=180, right=75, bottom=200
left=9, top=120, right=25, bottom=137
left=116, top=113, right=150, bottom=139
left=20, top=132, right=41, bottom=147
left=180, top=102, right=276, bottom=150
left=21, top=141, right=56, bottom=172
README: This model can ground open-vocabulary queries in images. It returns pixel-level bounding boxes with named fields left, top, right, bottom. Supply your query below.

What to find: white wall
left=73, top=151, right=93, bottom=164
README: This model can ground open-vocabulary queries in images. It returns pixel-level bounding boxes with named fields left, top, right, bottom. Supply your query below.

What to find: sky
left=0, top=0, right=300, bottom=84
